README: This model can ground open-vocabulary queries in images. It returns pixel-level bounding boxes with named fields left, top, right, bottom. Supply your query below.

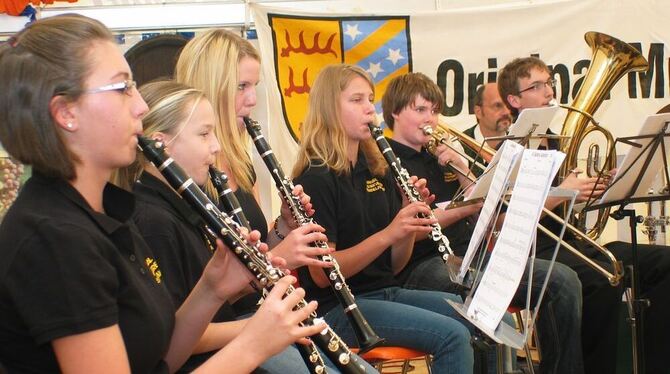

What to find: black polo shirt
left=387, top=139, right=474, bottom=274
left=294, top=151, right=400, bottom=313
left=0, top=172, right=174, bottom=374
left=133, top=173, right=237, bottom=372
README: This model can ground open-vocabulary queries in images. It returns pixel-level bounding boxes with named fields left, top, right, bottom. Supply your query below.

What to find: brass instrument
left=425, top=124, right=493, bottom=175
left=424, top=121, right=624, bottom=285
left=642, top=188, right=669, bottom=245
left=560, top=31, right=648, bottom=240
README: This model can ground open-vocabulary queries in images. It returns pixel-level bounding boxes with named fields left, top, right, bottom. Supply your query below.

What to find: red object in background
left=1, top=0, right=78, bottom=16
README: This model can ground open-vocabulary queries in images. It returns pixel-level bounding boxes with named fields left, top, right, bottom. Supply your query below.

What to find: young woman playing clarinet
left=120, top=79, right=373, bottom=373
left=0, top=15, right=323, bottom=373
left=174, top=29, right=329, bottom=271
left=174, top=31, right=377, bottom=373
left=292, top=63, right=476, bottom=374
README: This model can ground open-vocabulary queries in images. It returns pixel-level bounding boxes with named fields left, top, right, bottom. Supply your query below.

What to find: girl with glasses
left=0, top=14, right=323, bottom=373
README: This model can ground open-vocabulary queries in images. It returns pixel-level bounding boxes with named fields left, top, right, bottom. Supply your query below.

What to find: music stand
left=582, top=112, right=670, bottom=374
left=507, top=105, right=560, bottom=149
left=449, top=148, right=574, bottom=351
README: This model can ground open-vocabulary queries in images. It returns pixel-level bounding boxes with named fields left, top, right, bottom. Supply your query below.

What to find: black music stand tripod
left=583, top=117, right=670, bottom=374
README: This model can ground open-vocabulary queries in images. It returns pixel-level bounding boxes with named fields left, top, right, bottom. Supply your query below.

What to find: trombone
left=424, top=122, right=624, bottom=286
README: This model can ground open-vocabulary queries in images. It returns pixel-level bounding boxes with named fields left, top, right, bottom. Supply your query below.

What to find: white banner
left=252, top=0, right=670, bottom=173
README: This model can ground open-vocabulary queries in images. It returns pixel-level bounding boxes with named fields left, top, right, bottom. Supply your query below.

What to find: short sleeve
left=5, top=221, right=119, bottom=344
left=294, top=167, right=339, bottom=244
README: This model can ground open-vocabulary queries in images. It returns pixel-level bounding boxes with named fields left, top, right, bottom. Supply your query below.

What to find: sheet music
left=599, top=113, right=670, bottom=203
left=458, top=140, right=524, bottom=282
left=468, top=140, right=523, bottom=201
left=467, top=149, right=565, bottom=331
left=507, top=106, right=559, bottom=149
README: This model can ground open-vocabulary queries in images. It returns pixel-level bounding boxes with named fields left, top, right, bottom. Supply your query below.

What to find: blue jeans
left=254, top=343, right=377, bottom=374
left=323, top=287, right=473, bottom=374
left=401, top=256, right=584, bottom=374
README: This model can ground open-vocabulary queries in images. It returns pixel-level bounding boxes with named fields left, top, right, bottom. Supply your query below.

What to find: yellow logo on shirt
left=444, top=171, right=458, bottom=182
left=366, top=178, right=386, bottom=192
left=145, top=257, right=162, bottom=284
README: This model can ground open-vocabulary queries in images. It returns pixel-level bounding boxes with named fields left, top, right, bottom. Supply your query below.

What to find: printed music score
left=467, top=149, right=565, bottom=331
left=458, top=140, right=524, bottom=282
left=599, top=112, right=670, bottom=203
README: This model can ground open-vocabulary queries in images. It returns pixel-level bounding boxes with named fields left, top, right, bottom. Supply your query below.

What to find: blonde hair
left=114, top=80, right=206, bottom=190
left=174, top=28, right=260, bottom=193
left=292, top=64, right=387, bottom=178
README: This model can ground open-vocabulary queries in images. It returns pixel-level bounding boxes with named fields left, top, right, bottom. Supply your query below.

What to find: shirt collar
left=136, top=172, right=203, bottom=227
left=32, top=171, right=136, bottom=234
left=352, top=148, right=369, bottom=175
left=473, top=124, right=485, bottom=144
left=387, top=137, right=432, bottom=162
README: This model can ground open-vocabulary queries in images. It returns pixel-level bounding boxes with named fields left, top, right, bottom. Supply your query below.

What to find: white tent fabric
left=251, top=0, right=670, bottom=241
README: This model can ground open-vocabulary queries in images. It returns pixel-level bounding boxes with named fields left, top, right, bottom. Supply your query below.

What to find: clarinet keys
left=328, top=339, right=340, bottom=352
left=338, top=353, right=351, bottom=365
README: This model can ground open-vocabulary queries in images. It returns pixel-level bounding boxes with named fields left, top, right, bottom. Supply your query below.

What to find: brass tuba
left=559, top=31, right=649, bottom=239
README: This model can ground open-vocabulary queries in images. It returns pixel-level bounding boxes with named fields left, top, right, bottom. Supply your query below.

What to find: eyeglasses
left=84, top=80, right=137, bottom=96
left=518, top=78, right=556, bottom=94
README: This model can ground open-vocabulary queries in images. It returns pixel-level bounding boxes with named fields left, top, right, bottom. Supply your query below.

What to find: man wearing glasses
left=498, top=56, right=670, bottom=374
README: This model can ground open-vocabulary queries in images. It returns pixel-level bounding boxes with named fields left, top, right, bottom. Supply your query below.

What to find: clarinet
left=367, top=124, right=455, bottom=263
left=209, top=166, right=327, bottom=374
left=137, top=136, right=370, bottom=374
left=244, top=117, right=384, bottom=354
left=209, top=166, right=251, bottom=229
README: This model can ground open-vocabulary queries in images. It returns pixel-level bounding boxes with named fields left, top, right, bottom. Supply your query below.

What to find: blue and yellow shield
left=268, top=14, right=412, bottom=141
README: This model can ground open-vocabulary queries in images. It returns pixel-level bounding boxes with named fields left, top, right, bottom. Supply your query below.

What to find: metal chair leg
left=424, top=355, right=432, bottom=374
left=515, top=311, right=535, bottom=374
left=496, top=344, right=505, bottom=374
left=400, top=359, right=410, bottom=374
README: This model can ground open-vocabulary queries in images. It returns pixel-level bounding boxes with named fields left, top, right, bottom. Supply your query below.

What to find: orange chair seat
left=352, top=346, right=427, bottom=361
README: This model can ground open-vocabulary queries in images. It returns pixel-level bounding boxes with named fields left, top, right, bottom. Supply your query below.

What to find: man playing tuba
left=499, top=56, right=670, bottom=374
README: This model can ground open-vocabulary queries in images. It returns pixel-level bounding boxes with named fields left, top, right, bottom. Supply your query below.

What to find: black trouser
left=538, top=240, right=670, bottom=374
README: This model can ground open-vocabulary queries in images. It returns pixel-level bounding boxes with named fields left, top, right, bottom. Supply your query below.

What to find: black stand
left=582, top=119, right=670, bottom=374
left=609, top=208, right=649, bottom=374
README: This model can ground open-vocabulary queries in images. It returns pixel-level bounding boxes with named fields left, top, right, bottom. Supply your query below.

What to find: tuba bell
left=559, top=31, right=649, bottom=239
